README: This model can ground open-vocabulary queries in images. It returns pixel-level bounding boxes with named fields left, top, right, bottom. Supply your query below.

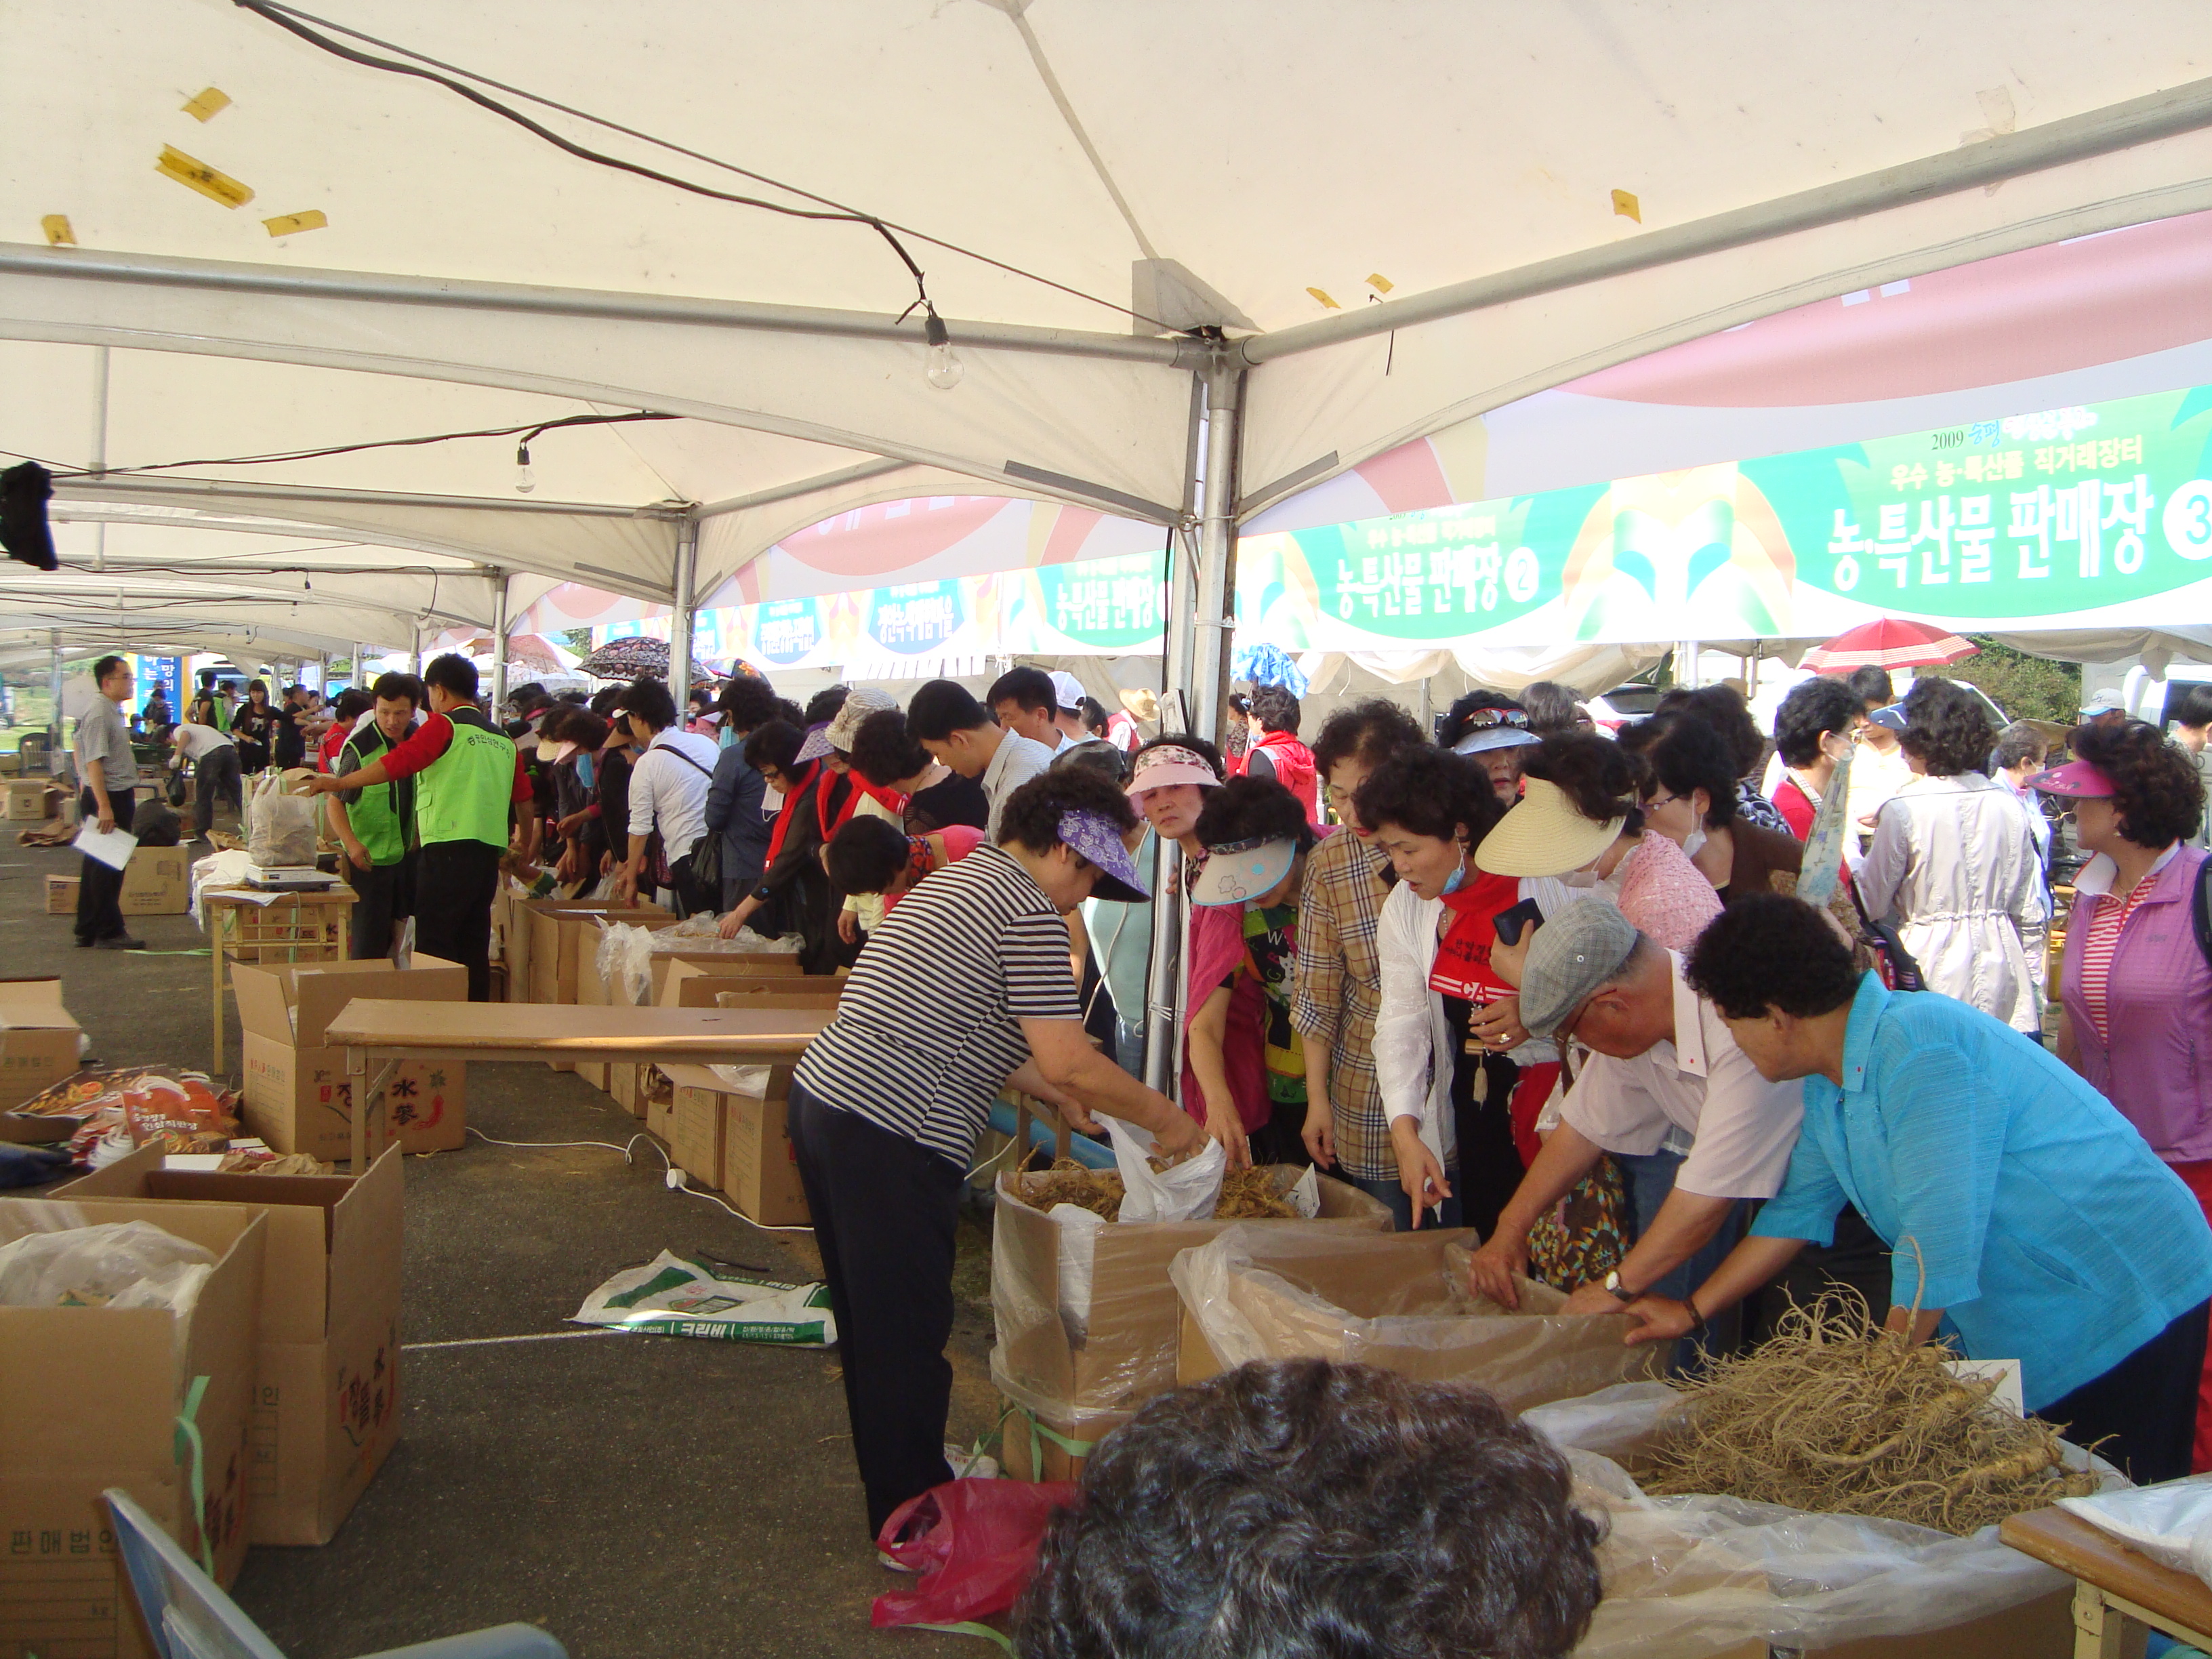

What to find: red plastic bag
left=870, top=1477, right=1078, bottom=1631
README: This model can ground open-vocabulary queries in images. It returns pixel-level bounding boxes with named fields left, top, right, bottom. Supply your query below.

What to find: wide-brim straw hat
left=1475, top=776, right=1626, bottom=878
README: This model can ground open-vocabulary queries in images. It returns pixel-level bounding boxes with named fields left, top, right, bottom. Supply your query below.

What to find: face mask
left=1682, top=825, right=1708, bottom=860
left=1439, top=848, right=1471, bottom=895
left=1561, top=867, right=1601, bottom=888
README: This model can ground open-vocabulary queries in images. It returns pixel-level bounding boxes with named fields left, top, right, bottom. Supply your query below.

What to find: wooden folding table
left=202, top=885, right=356, bottom=1073
left=2003, top=1504, right=2212, bottom=1658
left=323, top=1000, right=831, bottom=1170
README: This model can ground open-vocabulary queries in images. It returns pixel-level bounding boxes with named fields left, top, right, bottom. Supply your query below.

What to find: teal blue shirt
left=1750, top=972, right=2212, bottom=1410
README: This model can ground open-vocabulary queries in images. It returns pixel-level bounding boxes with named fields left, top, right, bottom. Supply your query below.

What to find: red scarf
left=1428, top=869, right=1522, bottom=1004
left=762, top=759, right=820, bottom=869
left=814, top=768, right=860, bottom=840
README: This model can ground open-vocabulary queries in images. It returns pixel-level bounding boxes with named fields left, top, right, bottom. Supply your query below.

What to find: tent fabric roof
left=7, top=0, right=2212, bottom=655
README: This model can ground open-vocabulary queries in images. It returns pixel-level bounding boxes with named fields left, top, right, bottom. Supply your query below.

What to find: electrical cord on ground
left=465, top=1126, right=813, bottom=1233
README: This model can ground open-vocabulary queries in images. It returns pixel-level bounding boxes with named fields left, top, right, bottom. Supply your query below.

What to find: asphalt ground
left=1, top=823, right=997, bottom=1659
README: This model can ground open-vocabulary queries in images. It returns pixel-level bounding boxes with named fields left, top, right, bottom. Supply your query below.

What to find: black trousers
left=787, top=1081, right=962, bottom=1539
left=75, top=789, right=137, bottom=943
left=191, top=746, right=241, bottom=836
left=413, top=840, right=501, bottom=1000
left=2041, top=1298, right=2210, bottom=1486
left=345, top=851, right=417, bottom=960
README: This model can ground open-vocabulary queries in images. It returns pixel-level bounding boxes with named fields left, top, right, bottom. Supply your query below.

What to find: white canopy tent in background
left=13, top=0, right=2212, bottom=1079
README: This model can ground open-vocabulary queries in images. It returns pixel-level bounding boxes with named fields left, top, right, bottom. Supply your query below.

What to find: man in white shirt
left=988, top=666, right=1065, bottom=752
left=611, top=676, right=720, bottom=915
left=909, top=679, right=1054, bottom=838
left=1467, top=903, right=1803, bottom=1352
left=171, top=716, right=241, bottom=841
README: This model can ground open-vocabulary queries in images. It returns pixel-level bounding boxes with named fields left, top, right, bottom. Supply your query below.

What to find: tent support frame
left=669, top=521, right=699, bottom=701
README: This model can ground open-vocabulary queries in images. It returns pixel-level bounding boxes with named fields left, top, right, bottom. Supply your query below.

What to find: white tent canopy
left=10, top=0, right=2212, bottom=714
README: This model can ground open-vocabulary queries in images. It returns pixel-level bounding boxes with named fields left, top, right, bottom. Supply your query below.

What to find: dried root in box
left=1011, top=1158, right=1300, bottom=1222
left=1643, top=1288, right=2098, bottom=1535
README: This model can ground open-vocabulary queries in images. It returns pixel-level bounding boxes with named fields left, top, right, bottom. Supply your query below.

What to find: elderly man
left=1465, top=902, right=1805, bottom=1362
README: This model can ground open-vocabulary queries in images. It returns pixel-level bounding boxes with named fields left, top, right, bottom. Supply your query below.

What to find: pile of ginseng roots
left=1643, top=1285, right=2100, bottom=1535
left=1014, top=1158, right=1297, bottom=1222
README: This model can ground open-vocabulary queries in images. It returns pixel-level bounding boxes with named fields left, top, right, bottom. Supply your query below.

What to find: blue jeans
left=1344, top=1170, right=1462, bottom=1233
left=1616, top=1149, right=1749, bottom=1374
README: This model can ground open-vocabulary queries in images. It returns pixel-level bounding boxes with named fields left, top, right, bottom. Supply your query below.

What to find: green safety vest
left=414, top=708, right=517, bottom=849
left=338, top=725, right=415, bottom=867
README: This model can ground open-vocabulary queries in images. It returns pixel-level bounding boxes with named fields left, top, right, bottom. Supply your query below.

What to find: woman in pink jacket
left=2038, top=717, right=2212, bottom=1469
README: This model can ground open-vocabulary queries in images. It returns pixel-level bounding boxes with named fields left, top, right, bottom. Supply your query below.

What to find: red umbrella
left=1800, top=619, right=1979, bottom=674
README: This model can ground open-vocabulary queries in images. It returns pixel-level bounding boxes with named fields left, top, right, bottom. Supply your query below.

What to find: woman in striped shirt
left=789, top=766, right=1204, bottom=1544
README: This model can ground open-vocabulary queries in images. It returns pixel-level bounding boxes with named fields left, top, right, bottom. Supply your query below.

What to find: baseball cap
left=1057, top=808, right=1149, bottom=903
left=1048, top=670, right=1086, bottom=713
left=1126, top=743, right=1222, bottom=797
left=1189, top=836, right=1299, bottom=906
left=822, top=687, right=898, bottom=754
left=2027, top=758, right=2116, bottom=798
left=1866, top=704, right=1909, bottom=732
left=1520, top=901, right=1640, bottom=1040
left=1476, top=777, right=1626, bottom=878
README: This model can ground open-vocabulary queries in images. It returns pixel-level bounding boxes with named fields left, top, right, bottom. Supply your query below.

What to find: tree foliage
left=1943, top=637, right=2082, bottom=727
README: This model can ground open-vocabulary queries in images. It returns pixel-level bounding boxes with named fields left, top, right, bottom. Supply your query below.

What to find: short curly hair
left=741, top=718, right=804, bottom=775
left=802, top=685, right=850, bottom=727
left=1518, top=680, right=1588, bottom=739
left=1523, top=733, right=1645, bottom=834
left=1353, top=747, right=1502, bottom=846
left=1774, top=676, right=1865, bottom=768
left=823, top=816, right=911, bottom=895
left=1310, top=699, right=1429, bottom=783
left=2071, top=718, right=2205, bottom=848
left=1248, top=684, right=1302, bottom=737
left=716, top=674, right=781, bottom=733
left=1680, top=683, right=1767, bottom=779
left=1898, top=677, right=1994, bottom=778
left=1194, top=776, right=1317, bottom=855
left=1014, top=1359, right=1603, bottom=1659
left=1641, top=717, right=1739, bottom=828
left=847, top=708, right=928, bottom=790
left=1683, top=893, right=1862, bottom=1020
left=615, top=674, right=676, bottom=733
left=996, top=762, right=1139, bottom=855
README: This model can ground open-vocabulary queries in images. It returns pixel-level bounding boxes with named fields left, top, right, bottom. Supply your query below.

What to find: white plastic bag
left=246, top=770, right=319, bottom=868
left=2061, top=1474, right=2212, bottom=1585
left=1049, top=1203, right=1107, bottom=1343
left=1105, top=1115, right=1225, bottom=1223
left=0, top=1219, right=216, bottom=1313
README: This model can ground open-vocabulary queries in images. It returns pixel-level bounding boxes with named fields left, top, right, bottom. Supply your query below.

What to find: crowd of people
left=89, top=648, right=2212, bottom=1591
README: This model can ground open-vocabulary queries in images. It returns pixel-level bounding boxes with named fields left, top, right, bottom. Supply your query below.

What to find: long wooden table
left=2003, top=1504, right=2212, bottom=1658
left=325, top=1000, right=830, bottom=1170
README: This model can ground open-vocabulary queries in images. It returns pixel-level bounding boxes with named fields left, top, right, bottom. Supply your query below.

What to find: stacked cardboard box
left=232, top=956, right=469, bottom=1160
left=0, top=979, right=81, bottom=1109
left=43, top=847, right=190, bottom=917
left=0, top=1198, right=266, bottom=1659
left=58, top=1146, right=403, bottom=1546
left=660, top=1063, right=811, bottom=1227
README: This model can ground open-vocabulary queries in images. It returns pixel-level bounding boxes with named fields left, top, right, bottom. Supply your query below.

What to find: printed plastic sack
left=1104, top=1115, right=1225, bottom=1223
left=246, top=770, right=319, bottom=868
left=872, top=1477, right=1078, bottom=1631
left=1522, top=1382, right=2106, bottom=1656
left=570, top=1250, right=836, bottom=1346
left=0, top=1218, right=216, bottom=1312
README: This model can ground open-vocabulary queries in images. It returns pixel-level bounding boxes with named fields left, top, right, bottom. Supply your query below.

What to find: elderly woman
left=1858, top=677, right=2045, bottom=1031
left=1362, top=747, right=1574, bottom=1235
left=1294, top=701, right=1432, bottom=1204
left=1443, top=691, right=1542, bottom=795
left=1637, top=718, right=1803, bottom=905
left=1482, top=733, right=1719, bottom=952
left=792, top=766, right=1203, bottom=1541
left=2037, top=719, right=2212, bottom=1469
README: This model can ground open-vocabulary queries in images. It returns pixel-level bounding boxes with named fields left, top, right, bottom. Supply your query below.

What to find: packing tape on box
left=999, top=1400, right=1094, bottom=1477
left=172, top=1373, right=216, bottom=1577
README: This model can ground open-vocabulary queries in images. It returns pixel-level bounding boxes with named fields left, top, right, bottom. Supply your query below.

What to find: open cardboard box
left=0, top=1196, right=266, bottom=1659
left=232, top=955, right=468, bottom=1162
left=523, top=901, right=671, bottom=1006
left=58, top=1145, right=403, bottom=1547
left=642, top=949, right=803, bottom=1005
left=49, top=848, right=192, bottom=916
left=2, top=777, right=56, bottom=821
left=661, top=959, right=841, bottom=1008
left=0, top=978, right=81, bottom=1110
left=660, top=1062, right=809, bottom=1226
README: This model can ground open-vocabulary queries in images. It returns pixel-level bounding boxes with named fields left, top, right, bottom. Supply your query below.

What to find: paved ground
left=1, top=829, right=996, bottom=1659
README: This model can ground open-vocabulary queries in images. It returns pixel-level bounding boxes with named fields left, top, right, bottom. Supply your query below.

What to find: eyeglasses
left=1644, top=792, right=1686, bottom=811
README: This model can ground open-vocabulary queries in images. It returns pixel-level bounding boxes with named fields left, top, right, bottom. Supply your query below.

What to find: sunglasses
left=1460, top=708, right=1530, bottom=733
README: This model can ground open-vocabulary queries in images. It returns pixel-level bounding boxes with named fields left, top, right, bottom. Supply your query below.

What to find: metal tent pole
left=1189, top=365, right=1244, bottom=748
left=47, top=631, right=63, bottom=769
left=669, top=520, right=699, bottom=700
left=489, top=576, right=510, bottom=715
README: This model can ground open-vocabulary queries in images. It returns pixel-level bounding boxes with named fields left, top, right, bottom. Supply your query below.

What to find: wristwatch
left=1602, top=1270, right=1636, bottom=1304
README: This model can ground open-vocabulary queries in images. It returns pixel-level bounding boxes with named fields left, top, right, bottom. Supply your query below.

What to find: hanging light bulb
left=514, top=441, right=535, bottom=494
left=924, top=308, right=962, bottom=391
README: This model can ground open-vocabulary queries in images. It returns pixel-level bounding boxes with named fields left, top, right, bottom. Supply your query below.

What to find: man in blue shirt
left=1622, top=893, right=2212, bottom=1485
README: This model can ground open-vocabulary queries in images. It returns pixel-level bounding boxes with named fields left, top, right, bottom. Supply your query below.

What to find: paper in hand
left=71, top=821, right=139, bottom=871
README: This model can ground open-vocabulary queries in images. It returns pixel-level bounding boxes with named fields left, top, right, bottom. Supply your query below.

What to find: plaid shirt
left=1292, top=828, right=1397, bottom=1181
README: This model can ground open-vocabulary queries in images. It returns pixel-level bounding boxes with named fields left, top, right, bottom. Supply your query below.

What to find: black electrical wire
left=47, top=411, right=678, bottom=480
left=233, top=0, right=949, bottom=325
left=235, top=0, right=1174, bottom=333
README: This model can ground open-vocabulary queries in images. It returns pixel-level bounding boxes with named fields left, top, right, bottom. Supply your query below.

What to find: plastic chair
left=104, top=1490, right=567, bottom=1659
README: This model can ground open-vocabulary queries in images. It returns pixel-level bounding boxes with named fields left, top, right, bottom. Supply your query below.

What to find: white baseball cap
left=1048, top=670, right=1086, bottom=713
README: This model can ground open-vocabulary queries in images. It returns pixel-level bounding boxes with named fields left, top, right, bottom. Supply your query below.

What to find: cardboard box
left=0, top=979, right=81, bottom=1109
left=610, top=1063, right=641, bottom=1116
left=232, top=956, right=469, bottom=1162
left=577, top=916, right=681, bottom=1008
left=644, top=949, right=803, bottom=1004
left=45, top=873, right=75, bottom=914
left=991, top=1169, right=1391, bottom=1455
left=575, top=1061, right=610, bottom=1092
left=3, top=777, right=54, bottom=820
left=39, top=849, right=190, bottom=918
left=642, top=1065, right=678, bottom=1146
left=57, top=1146, right=404, bottom=1547
left=660, top=959, right=841, bottom=1009
left=0, top=750, right=20, bottom=776
left=523, top=901, right=672, bottom=1006
left=0, top=1197, right=266, bottom=1659
left=721, top=1078, right=808, bottom=1229
left=210, top=892, right=349, bottom=964
left=660, top=1063, right=735, bottom=1190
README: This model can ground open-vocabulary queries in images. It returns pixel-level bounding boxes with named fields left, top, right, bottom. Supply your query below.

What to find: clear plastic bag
left=246, top=771, right=319, bottom=868
left=0, top=1218, right=216, bottom=1313
left=2060, top=1475, right=2212, bottom=1585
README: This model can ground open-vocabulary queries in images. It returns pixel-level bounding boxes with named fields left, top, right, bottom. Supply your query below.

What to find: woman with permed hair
left=1635, top=717, right=1803, bottom=905
left=1858, top=678, right=2047, bottom=1032
left=2034, top=718, right=2212, bottom=1469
